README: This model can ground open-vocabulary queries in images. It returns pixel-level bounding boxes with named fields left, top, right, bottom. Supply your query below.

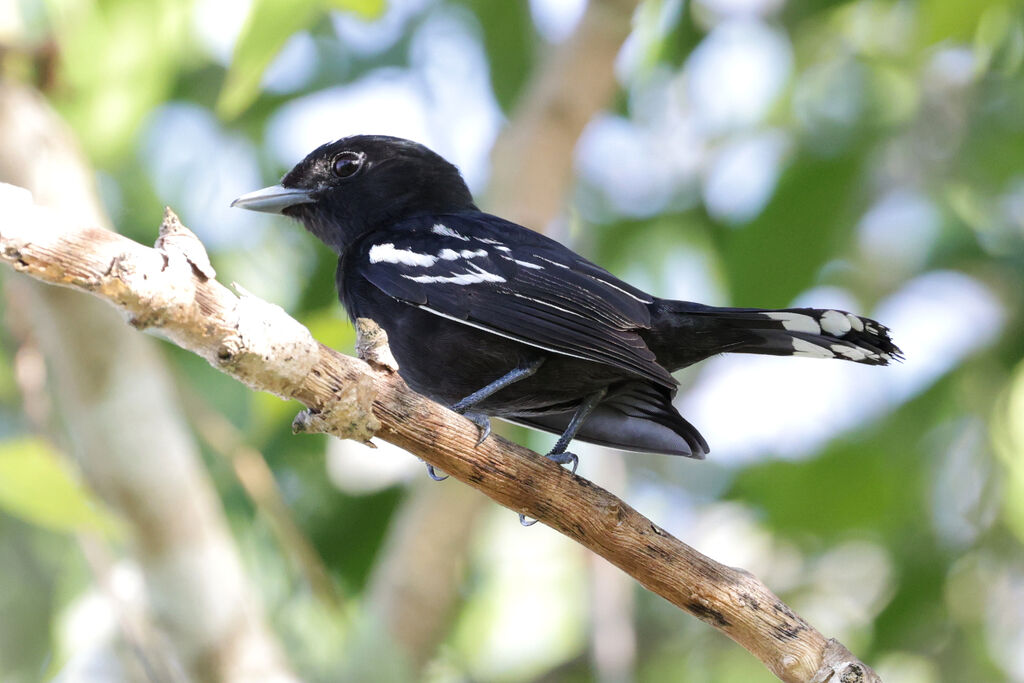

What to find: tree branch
left=0, top=192, right=880, bottom=683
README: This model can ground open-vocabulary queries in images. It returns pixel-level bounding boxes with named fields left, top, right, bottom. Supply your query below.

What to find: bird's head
left=231, top=135, right=476, bottom=253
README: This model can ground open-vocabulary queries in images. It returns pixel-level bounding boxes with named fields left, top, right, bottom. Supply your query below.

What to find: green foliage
left=456, top=0, right=535, bottom=111
left=217, top=0, right=384, bottom=120
left=0, top=517, right=68, bottom=683
left=918, top=0, right=1013, bottom=46
left=719, top=152, right=865, bottom=306
left=0, top=438, right=120, bottom=536
left=44, top=0, right=193, bottom=164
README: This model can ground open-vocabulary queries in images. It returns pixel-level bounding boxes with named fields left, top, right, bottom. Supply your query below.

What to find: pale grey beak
left=230, top=185, right=314, bottom=214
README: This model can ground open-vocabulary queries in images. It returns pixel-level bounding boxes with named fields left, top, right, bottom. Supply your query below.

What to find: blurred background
left=0, top=0, right=1022, bottom=681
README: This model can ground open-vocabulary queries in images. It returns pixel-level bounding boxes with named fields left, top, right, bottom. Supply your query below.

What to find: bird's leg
left=450, top=357, right=545, bottom=446
left=424, top=358, right=545, bottom=482
left=545, top=387, right=607, bottom=471
left=520, top=388, right=607, bottom=527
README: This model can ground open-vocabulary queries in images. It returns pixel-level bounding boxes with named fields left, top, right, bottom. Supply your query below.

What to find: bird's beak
left=230, top=185, right=315, bottom=214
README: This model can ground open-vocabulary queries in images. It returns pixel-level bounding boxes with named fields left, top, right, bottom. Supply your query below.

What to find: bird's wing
left=355, top=214, right=676, bottom=387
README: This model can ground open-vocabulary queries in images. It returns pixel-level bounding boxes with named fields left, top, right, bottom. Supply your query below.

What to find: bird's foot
left=545, top=450, right=579, bottom=475
left=455, top=410, right=491, bottom=446
left=518, top=451, right=579, bottom=527
left=424, top=462, right=448, bottom=481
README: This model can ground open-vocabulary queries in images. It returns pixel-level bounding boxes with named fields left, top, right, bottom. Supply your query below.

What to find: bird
left=232, top=135, right=902, bottom=485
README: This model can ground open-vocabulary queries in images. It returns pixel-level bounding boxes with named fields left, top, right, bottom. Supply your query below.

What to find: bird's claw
left=460, top=411, right=491, bottom=446
left=545, top=450, right=579, bottom=475
left=518, top=451, right=579, bottom=527
left=424, top=463, right=448, bottom=481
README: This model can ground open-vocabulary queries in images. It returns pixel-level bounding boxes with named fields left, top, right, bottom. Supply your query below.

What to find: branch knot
left=292, top=374, right=380, bottom=444
left=355, top=318, right=399, bottom=373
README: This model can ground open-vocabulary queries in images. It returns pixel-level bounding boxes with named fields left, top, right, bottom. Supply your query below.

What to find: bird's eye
left=332, top=152, right=364, bottom=178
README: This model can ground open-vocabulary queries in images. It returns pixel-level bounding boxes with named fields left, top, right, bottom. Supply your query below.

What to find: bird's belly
left=348, top=293, right=626, bottom=415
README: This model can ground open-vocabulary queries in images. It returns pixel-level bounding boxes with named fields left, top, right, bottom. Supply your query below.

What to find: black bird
left=233, top=135, right=901, bottom=476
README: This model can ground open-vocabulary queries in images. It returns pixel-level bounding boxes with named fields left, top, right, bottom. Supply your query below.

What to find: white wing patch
left=431, top=223, right=469, bottom=240
left=499, top=255, right=543, bottom=269
left=536, top=256, right=571, bottom=269
left=404, top=263, right=506, bottom=285
left=514, top=259, right=544, bottom=270
left=370, top=243, right=490, bottom=268
left=439, top=248, right=488, bottom=261
left=369, top=243, right=439, bottom=267
left=371, top=236, right=540, bottom=286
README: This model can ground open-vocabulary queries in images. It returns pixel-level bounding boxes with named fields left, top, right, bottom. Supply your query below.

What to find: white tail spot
left=767, top=312, right=821, bottom=335
left=791, top=338, right=834, bottom=358
left=819, top=310, right=852, bottom=336
left=830, top=344, right=870, bottom=361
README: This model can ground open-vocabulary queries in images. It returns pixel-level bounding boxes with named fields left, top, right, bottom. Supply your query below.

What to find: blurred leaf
left=956, top=79, right=1024, bottom=187
left=296, top=245, right=347, bottom=312
left=717, top=152, right=864, bottom=306
left=975, top=5, right=1024, bottom=76
left=0, top=346, right=19, bottom=407
left=917, top=0, right=1008, bottom=46
left=870, top=550, right=949, bottom=653
left=458, top=0, right=534, bottom=111
left=0, top=438, right=119, bottom=535
left=781, top=0, right=857, bottom=26
left=217, top=0, right=384, bottom=120
left=627, top=0, right=694, bottom=77
left=295, top=475, right=402, bottom=591
left=994, top=358, right=1024, bottom=543
left=653, top=1, right=703, bottom=69
left=47, top=0, right=192, bottom=164
left=0, top=518, right=64, bottom=683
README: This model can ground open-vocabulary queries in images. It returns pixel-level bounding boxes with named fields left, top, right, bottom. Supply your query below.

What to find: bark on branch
left=0, top=189, right=880, bottom=683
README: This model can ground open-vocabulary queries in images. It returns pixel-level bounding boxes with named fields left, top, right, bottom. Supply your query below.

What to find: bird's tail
left=646, top=300, right=903, bottom=372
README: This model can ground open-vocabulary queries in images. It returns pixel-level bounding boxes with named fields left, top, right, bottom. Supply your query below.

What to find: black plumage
left=233, top=135, right=902, bottom=466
